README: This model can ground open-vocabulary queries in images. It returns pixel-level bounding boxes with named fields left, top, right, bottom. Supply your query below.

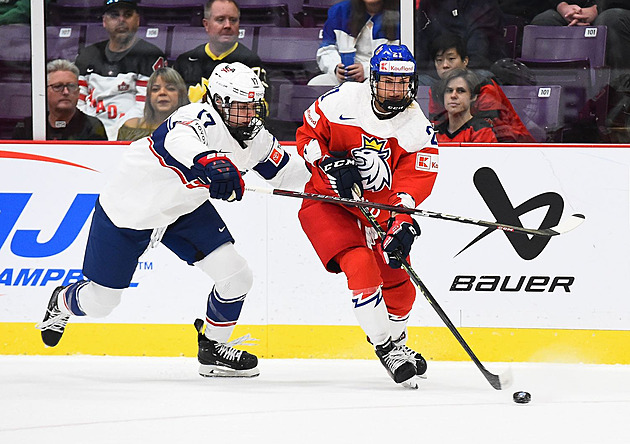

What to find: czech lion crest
left=352, top=135, right=392, bottom=192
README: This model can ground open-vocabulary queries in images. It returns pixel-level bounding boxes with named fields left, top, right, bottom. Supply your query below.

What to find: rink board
left=0, top=142, right=629, bottom=362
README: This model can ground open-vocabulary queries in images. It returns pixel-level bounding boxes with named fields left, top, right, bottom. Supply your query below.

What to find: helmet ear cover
left=369, top=44, right=418, bottom=114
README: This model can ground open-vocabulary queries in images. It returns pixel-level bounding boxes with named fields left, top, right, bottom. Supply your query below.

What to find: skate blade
left=199, top=364, right=260, bottom=378
left=400, top=377, right=419, bottom=389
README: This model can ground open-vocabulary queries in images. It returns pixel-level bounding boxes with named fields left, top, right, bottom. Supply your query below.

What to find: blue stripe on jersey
left=252, top=149, right=290, bottom=180
left=150, top=120, right=199, bottom=183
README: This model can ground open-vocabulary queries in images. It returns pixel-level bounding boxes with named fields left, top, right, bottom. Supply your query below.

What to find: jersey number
left=197, top=110, right=216, bottom=128
left=426, top=125, right=437, bottom=145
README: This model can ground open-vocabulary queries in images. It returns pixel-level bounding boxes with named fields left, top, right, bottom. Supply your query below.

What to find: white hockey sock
left=389, top=313, right=410, bottom=344
left=204, top=322, right=236, bottom=344
left=351, top=286, right=390, bottom=346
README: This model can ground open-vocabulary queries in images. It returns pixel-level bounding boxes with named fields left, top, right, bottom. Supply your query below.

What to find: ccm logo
left=450, top=275, right=575, bottom=292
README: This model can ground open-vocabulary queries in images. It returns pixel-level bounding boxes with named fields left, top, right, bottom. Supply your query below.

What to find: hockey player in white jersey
left=37, top=62, right=308, bottom=377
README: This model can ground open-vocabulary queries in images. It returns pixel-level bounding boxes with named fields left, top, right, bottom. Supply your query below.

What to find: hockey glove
left=318, top=156, right=363, bottom=199
left=193, top=154, right=244, bottom=201
left=381, top=214, right=420, bottom=269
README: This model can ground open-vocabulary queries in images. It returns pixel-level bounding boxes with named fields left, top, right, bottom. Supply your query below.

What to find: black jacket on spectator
left=173, top=42, right=267, bottom=102
left=13, top=110, right=107, bottom=141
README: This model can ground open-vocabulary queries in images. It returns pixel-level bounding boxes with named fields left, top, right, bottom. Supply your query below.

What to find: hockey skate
left=375, top=338, right=417, bottom=386
left=36, top=286, right=70, bottom=347
left=194, top=319, right=260, bottom=378
left=393, top=332, right=427, bottom=378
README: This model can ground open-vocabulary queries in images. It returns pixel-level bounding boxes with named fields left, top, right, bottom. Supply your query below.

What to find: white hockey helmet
left=207, top=62, right=266, bottom=141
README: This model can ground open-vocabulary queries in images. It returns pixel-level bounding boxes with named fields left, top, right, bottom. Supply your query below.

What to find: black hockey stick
left=357, top=200, right=511, bottom=390
left=246, top=186, right=585, bottom=237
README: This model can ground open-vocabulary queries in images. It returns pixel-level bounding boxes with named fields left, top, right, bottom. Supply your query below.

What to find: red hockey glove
left=318, top=155, right=363, bottom=199
left=381, top=214, right=421, bottom=269
left=193, top=153, right=244, bottom=201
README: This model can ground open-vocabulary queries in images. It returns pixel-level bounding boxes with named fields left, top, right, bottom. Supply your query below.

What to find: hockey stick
left=246, top=186, right=585, bottom=237
left=357, top=200, right=511, bottom=390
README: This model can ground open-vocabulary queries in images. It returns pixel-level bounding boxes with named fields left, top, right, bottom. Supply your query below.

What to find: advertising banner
left=1, top=143, right=628, bottom=332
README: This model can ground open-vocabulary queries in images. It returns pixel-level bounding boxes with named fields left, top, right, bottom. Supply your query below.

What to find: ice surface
left=0, top=356, right=628, bottom=443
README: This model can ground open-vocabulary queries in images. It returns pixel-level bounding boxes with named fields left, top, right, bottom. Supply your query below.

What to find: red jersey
left=429, top=78, right=535, bottom=143
left=435, top=116, right=499, bottom=143
left=296, top=81, right=439, bottom=227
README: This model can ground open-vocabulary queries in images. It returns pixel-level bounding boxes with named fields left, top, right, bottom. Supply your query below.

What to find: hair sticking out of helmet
left=207, top=62, right=267, bottom=142
left=369, top=44, right=418, bottom=116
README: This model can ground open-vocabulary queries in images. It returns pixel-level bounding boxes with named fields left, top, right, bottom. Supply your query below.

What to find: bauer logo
left=456, top=167, right=564, bottom=260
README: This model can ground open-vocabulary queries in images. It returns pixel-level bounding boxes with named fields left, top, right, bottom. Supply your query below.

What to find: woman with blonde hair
left=117, top=67, right=189, bottom=141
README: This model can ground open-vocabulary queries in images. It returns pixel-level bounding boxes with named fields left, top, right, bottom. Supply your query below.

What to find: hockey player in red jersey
left=36, top=62, right=308, bottom=378
left=296, top=44, right=439, bottom=387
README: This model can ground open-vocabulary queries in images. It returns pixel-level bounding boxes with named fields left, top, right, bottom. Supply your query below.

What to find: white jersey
left=99, top=102, right=309, bottom=230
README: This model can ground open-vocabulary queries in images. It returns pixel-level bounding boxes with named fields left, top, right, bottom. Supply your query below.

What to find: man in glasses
left=12, top=59, right=107, bottom=140
left=75, top=0, right=166, bottom=140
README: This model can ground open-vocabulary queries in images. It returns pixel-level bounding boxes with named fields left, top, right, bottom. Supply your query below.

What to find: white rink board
left=0, top=143, right=628, bottom=331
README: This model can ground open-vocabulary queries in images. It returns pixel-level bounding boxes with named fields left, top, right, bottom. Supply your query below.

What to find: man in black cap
left=75, top=0, right=167, bottom=139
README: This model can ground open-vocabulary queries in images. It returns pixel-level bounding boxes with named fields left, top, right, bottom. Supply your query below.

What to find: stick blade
left=483, top=366, right=513, bottom=390
left=498, top=367, right=513, bottom=390
left=547, top=213, right=585, bottom=236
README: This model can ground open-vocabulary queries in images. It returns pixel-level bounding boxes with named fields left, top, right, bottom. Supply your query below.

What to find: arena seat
left=237, top=1, right=292, bottom=27
left=518, top=25, right=608, bottom=97
left=0, top=24, right=31, bottom=64
left=46, top=26, right=82, bottom=62
left=0, top=82, right=31, bottom=139
left=83, top=25, right=169, bottom=55
left=168, top=26, right=256, bottom=64
left=257, top=27, right=322, bottom=83
left=501, top=85, right=562, bottom=142
left=518, top=25, right=609, bottom=140
left=274, top=83, right=331, bottom=122
left=0, top=24, right=31, bottom=80
left=47, top=0, right=104, bottom=25
left=138, top=1, right=204, bottom=26
left=296, top=0, right=340, bottom=27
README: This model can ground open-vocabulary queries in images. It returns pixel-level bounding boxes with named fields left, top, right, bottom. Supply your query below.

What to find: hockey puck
left=513, top=391, right=531, bottom=404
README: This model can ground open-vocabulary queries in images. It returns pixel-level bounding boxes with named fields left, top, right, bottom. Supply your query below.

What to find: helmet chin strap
left=371, top=96, right=407, bottom=120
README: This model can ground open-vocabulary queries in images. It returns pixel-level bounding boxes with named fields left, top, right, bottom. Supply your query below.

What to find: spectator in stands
left=308, top=0, right=400, bottom=86
left=531, top=2, right=630, bottom=79
left=0, top=0, right=40, bottom=25
left=173, top=0, right=267, bottom=103
left=13, top=59, right=107, bottom=141
left=117, top=67, right=189, bottom=141
left=428, top=33, right=535, bottom=143
left=75, top=0, right=166, bottom=140
left=433, top=68, right=499, bottom=143
left=414, top=0, right=506, bottom=85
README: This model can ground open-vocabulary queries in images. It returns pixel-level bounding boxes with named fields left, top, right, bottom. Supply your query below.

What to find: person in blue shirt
left=308, top=0, right=400, bottom=86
